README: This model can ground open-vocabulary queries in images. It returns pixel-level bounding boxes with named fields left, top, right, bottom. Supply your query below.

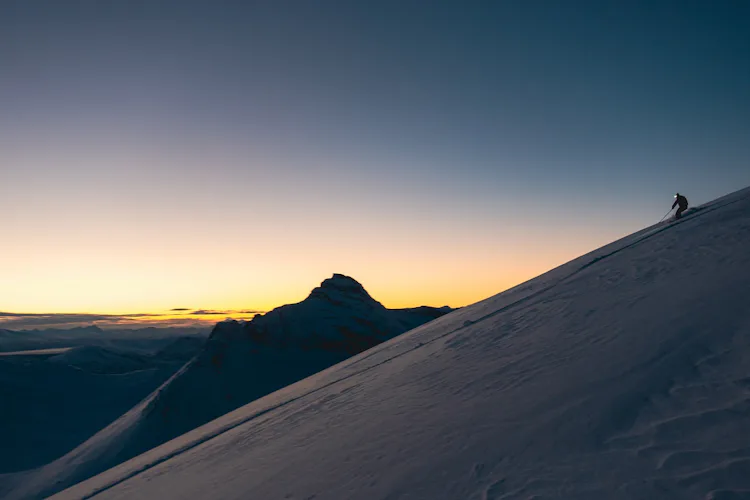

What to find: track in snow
left=30, top=186, right=750, bottom=500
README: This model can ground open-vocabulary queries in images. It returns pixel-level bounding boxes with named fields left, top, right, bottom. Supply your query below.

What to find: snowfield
left=16, top=187, right=750, bottom=498
left=0, top=338, right=205, bottom=475
left=0, top=276, right=449, bottom=499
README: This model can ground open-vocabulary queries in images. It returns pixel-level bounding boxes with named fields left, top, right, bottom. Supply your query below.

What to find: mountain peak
left=308, top=274, right=375, bottom=303
left=46, top=186, right=750, bottom=500
left=321, top=273, right=365, bottom=291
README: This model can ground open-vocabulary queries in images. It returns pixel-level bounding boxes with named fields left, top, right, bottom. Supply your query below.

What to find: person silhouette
left=672, top=193, right=688, bottom=219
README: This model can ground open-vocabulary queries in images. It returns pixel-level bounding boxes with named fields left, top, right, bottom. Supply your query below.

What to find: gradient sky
left=2, top=1, right=749, bottom=317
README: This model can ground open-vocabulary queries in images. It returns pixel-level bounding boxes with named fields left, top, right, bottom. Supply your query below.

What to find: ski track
left=48, top=186, right=750, bottom=500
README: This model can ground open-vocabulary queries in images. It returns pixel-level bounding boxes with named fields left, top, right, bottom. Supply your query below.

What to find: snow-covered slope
left=0, top=338, right=205, bottom=475
left=0, top=358, right=166, bottom=474
left=42, top=186, right=750, bottom=500
left=47, top=346, right=155, bottom=374
left=1, top=276, right=450, bottom=499
left=0, top=326, right=209, bottom=354
left=46, top=338, right=208, bottom=375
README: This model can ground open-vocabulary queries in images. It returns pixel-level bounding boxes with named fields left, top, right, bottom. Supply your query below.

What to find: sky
left=2, top=1, right=749, bottom=322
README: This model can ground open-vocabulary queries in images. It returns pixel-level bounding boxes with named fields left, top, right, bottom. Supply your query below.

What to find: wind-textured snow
left=0, top=275, right=450, bottom=499
left=26, top=188, right=750, bottom=498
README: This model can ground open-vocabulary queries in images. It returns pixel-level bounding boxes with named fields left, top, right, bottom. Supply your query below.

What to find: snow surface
left=0, top=348, right=72, bottom=357
left=46, top=346, right=159, bottom=374
left=0, top=276, right=450, bottom=499
left=0, top=338, right=205, bottom=474
left=13, top=187, right=750, bottom=499
left=0, top=326, right=208, bottom=354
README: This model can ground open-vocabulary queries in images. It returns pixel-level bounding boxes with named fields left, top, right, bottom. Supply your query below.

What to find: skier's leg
left=675, top=207, right=685, bottom=219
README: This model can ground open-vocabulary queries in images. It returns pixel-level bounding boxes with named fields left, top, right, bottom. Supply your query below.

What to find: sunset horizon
left=0, top=225, right=645, bottom=329
left=5, top=3, right=748, bottom=327
left=3, top=2, right=750, bottom=498
left=1, top=263, right=564, bottom=329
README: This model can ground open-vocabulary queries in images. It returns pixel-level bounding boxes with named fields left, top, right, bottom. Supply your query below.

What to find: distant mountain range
left=0, top=326, right=210, bottom=353
left=1, top=274, right=453, bottom=499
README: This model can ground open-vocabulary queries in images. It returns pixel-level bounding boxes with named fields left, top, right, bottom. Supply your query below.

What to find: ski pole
left=659, top=208, right=674, bottom=222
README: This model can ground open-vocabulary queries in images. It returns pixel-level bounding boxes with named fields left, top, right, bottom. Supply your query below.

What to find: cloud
left=0, top=312, right=177, bottom=330
left=0, top=309, right=264, bottom=330
left=189, top=309, right=263, bottom=316
left=0, top=312, right=120, bottom=328
left=170, top=308, right=192, bottom=312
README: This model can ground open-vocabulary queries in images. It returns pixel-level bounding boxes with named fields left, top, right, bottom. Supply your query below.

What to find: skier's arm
left=672, top=199, right=678, bottom=209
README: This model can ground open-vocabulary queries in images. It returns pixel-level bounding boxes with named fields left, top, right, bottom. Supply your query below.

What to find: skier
left=672, top=193, right=688, bottom=219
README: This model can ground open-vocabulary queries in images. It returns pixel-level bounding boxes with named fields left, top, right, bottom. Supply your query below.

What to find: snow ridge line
left=76, top=334, right=470, bottom=496
left=76, top=191, right=749, bottom=498
left=448, top=204, right=723, bottom=331
left=577, top=195, right=746, bottom=274
left=413, top=193, right=750, bottom=347
left=80, top=269, right=574, bottom=499
left=79, top=297, right=547, bottom=497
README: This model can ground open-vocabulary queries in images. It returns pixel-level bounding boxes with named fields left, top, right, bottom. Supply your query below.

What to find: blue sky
left=2, top=1, right=749, bottom=313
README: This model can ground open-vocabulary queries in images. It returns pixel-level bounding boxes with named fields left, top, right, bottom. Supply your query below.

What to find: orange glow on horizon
left=3, top=168, right=638, bottom=323
left=1, top=234, right=606, bottom=324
